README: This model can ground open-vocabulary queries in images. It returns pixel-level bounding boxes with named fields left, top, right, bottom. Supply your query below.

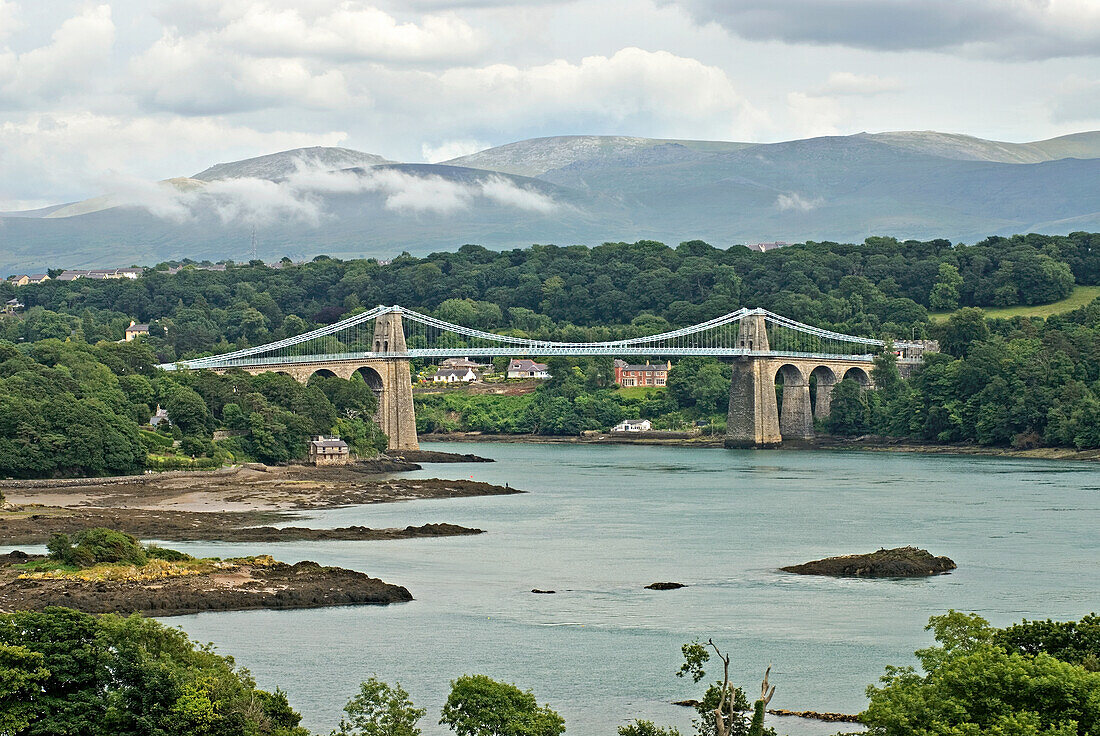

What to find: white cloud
left=386, top=47, right=768, bottom=141
left=103, top=163, right=559, bottom=223
left=215, top=2, right=484, bottom=62
left=0, top=113, right=347, bottom=208
left=776, top=192, right=822, bottom=212
left=785, top=91, right=845, bottom=138
left=130, top=32, right=353, bottom=114
left=812, top=72, right=903, bottom=97
left=0, top=1, right=21, bottom=41
left=1050, top=75, right=1100, bottom=123
left=296, top=168, right=559, bottom=214
left=479, top=175, right=557, bottom=212
left=0, top=5, right=114, bottom=103
left=422, top=139, right=490, bottom=163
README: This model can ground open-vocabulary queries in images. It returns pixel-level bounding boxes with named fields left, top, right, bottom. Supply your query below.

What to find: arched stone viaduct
left=210, top=312, right=420, bottom=452
left=724, top=312, right=873, bottom=448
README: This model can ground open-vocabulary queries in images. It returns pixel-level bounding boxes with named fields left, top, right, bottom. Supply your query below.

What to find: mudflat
left=0, top=460, right=521, bottom=544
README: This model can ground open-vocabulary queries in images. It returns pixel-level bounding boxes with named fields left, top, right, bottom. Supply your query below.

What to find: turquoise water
left=107, top=444, right=1100, bottom=734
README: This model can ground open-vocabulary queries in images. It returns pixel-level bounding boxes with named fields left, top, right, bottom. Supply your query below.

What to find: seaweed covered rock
left=781, top=547, right=956, bottom=577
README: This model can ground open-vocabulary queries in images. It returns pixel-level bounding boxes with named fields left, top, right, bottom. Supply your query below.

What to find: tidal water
left=149, top=443, right=1097, bottom=735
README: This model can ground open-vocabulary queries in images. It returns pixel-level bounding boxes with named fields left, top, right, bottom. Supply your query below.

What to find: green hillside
left=930, top=285, right=1100, bottom=321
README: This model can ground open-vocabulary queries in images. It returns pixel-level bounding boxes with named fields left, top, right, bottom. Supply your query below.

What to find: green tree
left=928, top=263, right=963, bottom=311
left=677, top=640, right=761, bottom=736
left=0, top=644, right=50, bottom=734
left=863, top=611, right=1100, bottom=736
left=824, top=380, right=869, bottom=435
left=439, top=675, right=564, bottom=736
left=993, top=613, right=1100, bottom=669
left=619, top=722, right=682, bottom=736
left=334, top=677, right=425, bottom=736
left=0, top=607, right=310, bottom=736
left=47, top=528, right=147, bottom=568
left=936, top=307, right=989, bottom=357
left=165, top=385, right=213, bottom=436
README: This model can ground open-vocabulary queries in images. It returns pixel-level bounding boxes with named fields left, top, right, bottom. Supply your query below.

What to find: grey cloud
left=672, top=0, right=1100, bottom=59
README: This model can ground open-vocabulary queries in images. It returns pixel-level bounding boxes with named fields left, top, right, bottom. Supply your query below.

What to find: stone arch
left=773, top=363, right=812, bottom=440
left=353, top=365, right=385, bottom=407
left=841, top=366, right=871, bottom=387
left=809, top=365, right=838, bottom=419
left=308, top=368, right=338, bottom=382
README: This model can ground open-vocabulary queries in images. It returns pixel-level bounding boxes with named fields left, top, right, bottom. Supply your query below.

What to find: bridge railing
left=158, top=305, right=928, bottom=371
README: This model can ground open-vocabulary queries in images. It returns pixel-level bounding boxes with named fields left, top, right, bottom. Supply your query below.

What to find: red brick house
left=614, top=360, right=671, bottom=387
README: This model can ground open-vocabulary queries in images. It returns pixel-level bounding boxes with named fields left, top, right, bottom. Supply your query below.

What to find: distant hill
left=192, top=146, right=394, bottom=182
left=864, top=131, right=1100, bottom=164
left=443, top=135, right=753, bottom=177
left=2, top=131, right=1099, bottom=274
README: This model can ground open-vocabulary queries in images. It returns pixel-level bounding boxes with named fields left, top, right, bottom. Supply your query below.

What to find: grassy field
left=929, top=285, right=1100, bottom=322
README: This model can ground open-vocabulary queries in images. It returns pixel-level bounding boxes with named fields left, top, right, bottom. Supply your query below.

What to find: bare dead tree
left=748, top=665, right=776, bottom=736
left=706, top=639, right=737, bottom=736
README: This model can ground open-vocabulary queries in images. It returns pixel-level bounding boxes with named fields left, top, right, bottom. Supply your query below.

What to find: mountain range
left=2, top=131, right=1100, bottom=274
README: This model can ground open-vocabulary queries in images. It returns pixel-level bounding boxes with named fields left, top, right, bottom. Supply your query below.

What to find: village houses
left=433, top=366, right=478, bottom=383
left=506, top=358, right=550, bottom=379
left=612, top=418, right=652, bottom=433
left=57, top=268, right=144, bottom=281
left=614, top=359, right=671, bottom=387
left=430, top=357, right=488, bottom=383
left=6, top=274, right=50, bottom=286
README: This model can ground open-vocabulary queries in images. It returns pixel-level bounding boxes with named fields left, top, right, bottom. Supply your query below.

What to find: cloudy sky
left=0, top=0, right=1098, bottom=210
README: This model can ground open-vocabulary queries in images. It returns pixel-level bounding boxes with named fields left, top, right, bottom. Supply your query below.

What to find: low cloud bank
left=776, top=192, right=822, bottom=212
left=106, top=162, right=558, bottom=224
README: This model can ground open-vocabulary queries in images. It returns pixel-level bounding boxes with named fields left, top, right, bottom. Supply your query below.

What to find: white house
left=611, top=419, right=652, bottom=433
left=433, top=366, right=478, bottom=383
left=506, top=359, right=550, bottom=379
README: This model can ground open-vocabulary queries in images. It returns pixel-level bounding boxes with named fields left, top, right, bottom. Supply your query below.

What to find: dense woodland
left=0, top=339, right=386, bottom=478
left=3, top=232, right=1097, bottom=357
left=1, top=232, right=1099, bottom=478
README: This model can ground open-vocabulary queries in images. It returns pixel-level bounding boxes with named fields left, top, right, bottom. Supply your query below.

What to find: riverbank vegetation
left=2, top=233, right=1100, bottom=477
left=0, top=337, right=387, bottom=478
left=417, top=295, right=1100, bottom=450
left=8, top=607, right=1093, bottom=735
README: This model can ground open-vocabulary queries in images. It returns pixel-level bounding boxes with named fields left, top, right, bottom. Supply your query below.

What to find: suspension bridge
left=161, top=305, right=929, bottom=450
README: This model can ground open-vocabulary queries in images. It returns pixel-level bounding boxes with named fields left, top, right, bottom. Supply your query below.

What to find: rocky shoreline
left=423, top=432, right=1100, bottom=462
left=782, top=547, right=957, bottom=577
left=0, top=552, right=412, bottom=617
left=0, top=509, right=486, bottom=545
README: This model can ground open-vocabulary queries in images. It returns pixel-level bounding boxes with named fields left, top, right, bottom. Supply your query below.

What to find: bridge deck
left=160, top=349, right=922, bottom=370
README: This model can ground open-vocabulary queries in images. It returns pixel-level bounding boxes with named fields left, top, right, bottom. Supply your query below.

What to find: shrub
left=47, top=528, right=147, bottom=568
left=145, top=545, right=194, bottom=562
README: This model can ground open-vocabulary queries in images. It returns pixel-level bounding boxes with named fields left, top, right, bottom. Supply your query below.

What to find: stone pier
left=726, top=313, right=781, bottom=447
left=778, top=369, right=813, bottom=440
left=369, top=312, right=419, bottom=452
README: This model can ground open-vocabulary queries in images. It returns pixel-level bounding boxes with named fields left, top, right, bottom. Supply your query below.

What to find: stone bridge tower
left=371, top=311, right=419, bottom=452
left=725, top=311, right=873, bottom=448
left=726, top=312, right=782, bottom=447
